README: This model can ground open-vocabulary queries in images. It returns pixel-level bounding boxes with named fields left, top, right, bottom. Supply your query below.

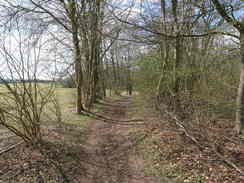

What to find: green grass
left=127, top=94, right=147, bottom=119
left=45, top=87, right=91, bottom=129
left=0, top=83, right=91, bottom=132
left=128, top=95, right=208, bottom=183
left=127, top=95, right=187, bottom=183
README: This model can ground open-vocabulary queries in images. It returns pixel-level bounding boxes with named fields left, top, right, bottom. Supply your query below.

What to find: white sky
left=0, top=0, right=241, bottom=80
left=0, top=24, right=72, bottom=80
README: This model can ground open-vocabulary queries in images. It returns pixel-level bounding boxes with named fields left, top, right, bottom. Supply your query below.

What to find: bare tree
left=211, top=0, right=244, bottom=134
left=0, top=18, right=58, bottom=146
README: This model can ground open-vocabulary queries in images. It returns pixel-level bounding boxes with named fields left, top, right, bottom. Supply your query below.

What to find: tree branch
left=211, top=0, right=241, bottom=31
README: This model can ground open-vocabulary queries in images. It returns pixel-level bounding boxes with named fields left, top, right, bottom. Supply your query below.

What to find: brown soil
left=78, top=96, right=154, bottom=183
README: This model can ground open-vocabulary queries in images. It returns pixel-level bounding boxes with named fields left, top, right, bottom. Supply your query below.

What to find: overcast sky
left=0, top=0, right=242, bottom=80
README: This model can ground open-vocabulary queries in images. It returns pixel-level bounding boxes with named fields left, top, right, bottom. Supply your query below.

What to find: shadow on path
left=0, top=97, right=154, bottom=183
left=78, top=96, right=153, bottom=183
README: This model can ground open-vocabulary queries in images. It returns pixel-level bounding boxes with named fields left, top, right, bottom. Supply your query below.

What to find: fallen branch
left=169, top=110, right=244, bottom=176
left=0, top=141, right=24, bottom=155
left=0, top=134, right=17, bottom=141
left=82, top=110, right=145, bottom=125
left=155, top=101, right=244, bottom=176
left=212, top=144, right=244, bottom=176
left=164, top=109, right=202, bottom=149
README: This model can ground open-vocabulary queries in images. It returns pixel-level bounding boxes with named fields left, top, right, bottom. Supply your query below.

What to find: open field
left=0, top=84, right=90, bottom=137
left=0, top=83, right=127, bottom=134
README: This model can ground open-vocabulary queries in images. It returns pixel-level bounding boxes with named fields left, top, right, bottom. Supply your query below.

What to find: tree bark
left=236, top=30, right=244, bottom=134
left=68, top=0, right=84, bottom=114
left=211, top=0, right=244, bottom=134
left=174, top=35, right=182, bottom=94
left=73, top=33, right=84, bottom=114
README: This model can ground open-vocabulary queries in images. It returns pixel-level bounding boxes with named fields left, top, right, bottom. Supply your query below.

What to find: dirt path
left=79, top=96, right=154, bottom=183
left=2, top=96, right=243, bottom=182
left=0, top=96, right=155, bottom=183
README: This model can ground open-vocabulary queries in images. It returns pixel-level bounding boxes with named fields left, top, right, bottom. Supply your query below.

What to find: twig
left=0, top=134, right=17, bottom=141
left=0, top=141, right=24, bottom=155
left=156, top=100, right=244, bottom=176
left=171, top=110, right=244, bottom=175
left=161, top=107, right=202, bottom=149
left=82, top=110, right=145, bottom=125
left=212, top=144, right=244, bottom=176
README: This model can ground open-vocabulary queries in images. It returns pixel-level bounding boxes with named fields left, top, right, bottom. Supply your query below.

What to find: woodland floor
left=0, top=96, right=155, bottom=183
left=1, top=95, right=244, bottom=182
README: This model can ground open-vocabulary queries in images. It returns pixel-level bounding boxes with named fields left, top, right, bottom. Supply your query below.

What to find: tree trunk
left=210, top=0, right=244, bottom=134
left=65, top=0, right=84, bottom=114
left=174, top=35, right=182, bottom=94
left=111, top=47, right=119, bottom=95
left=73, top=33, right=84, bottom=114
left=236, top=30, right=244, bottom=134
left=71, top=16, right=83, bottom=114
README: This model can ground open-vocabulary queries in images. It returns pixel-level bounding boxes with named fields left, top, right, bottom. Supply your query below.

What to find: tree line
left=0, top=0, right=243, bottom=145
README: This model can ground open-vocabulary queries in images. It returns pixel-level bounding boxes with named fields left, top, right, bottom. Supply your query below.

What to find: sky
left=0, top=0, right=243, bottom=80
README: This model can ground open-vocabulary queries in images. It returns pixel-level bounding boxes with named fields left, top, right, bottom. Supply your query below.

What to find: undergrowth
left=130, top=94, right=244, bottom=183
